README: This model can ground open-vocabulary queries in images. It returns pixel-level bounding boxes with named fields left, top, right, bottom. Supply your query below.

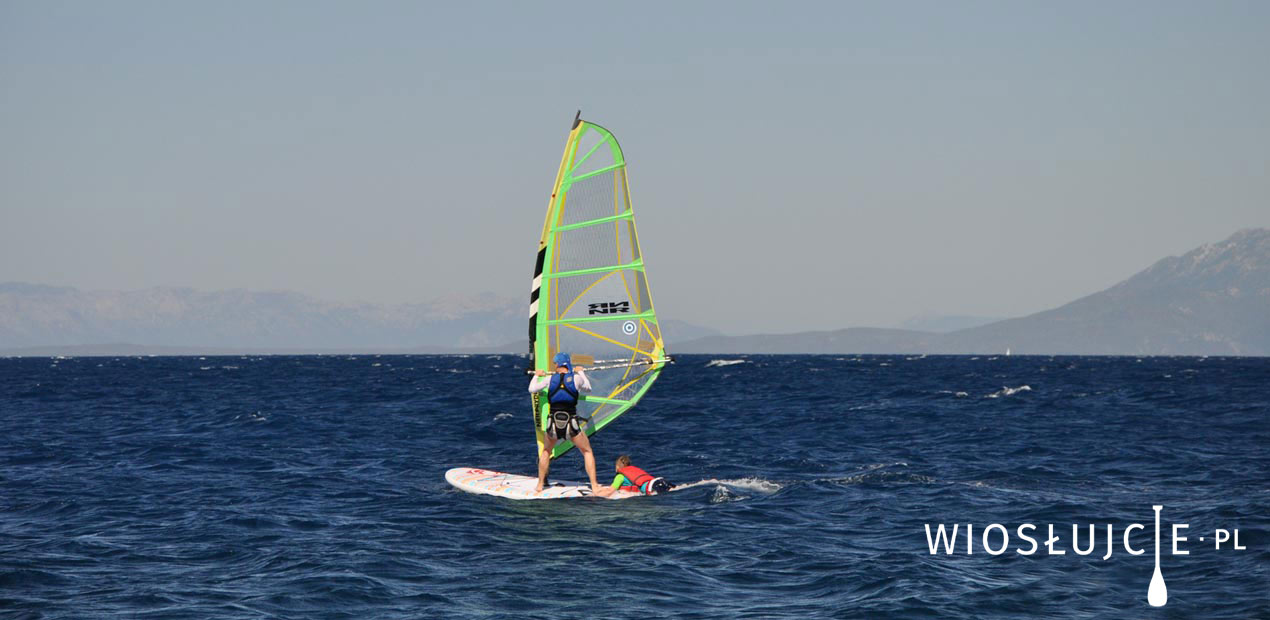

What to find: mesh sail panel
left=530, top=121, right=667, bottom=459
left=555, top=170, right=617, bottom=227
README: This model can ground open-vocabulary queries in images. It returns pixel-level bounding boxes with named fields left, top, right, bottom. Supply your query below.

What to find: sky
left=3, top=1, right=1268, bottom=335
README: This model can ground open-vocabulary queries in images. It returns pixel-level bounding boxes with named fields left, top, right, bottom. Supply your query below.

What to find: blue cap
left=553, top=352, right=571, bottom=368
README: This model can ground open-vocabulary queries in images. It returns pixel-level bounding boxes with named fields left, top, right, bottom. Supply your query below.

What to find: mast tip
left=572, top=110, right=582, bottom=129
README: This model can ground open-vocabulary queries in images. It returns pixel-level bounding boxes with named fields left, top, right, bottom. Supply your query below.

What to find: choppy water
left=2, top=354, right=1267, bottom=618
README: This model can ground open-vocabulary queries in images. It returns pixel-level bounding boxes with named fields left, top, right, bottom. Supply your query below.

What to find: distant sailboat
left=1005, top=348, right=1012, bottom=356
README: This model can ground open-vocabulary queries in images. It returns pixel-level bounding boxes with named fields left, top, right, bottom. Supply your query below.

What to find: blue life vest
left=548, top=372, right=580, bottom=405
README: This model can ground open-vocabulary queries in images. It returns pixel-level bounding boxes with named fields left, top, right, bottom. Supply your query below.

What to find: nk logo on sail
left=589, top=301, right=631, bottom=315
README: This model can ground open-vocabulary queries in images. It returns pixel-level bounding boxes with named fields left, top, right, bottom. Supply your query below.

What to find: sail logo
left=924, top=506, right=1247, bottom=607
left=588, top=301, right=631, bottom=315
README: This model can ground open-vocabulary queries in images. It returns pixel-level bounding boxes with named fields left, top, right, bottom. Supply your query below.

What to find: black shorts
left=547, top=409, right=583, bottom=441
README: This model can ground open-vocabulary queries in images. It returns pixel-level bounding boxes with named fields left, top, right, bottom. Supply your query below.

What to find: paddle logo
left=924, top=505, right=1248, bottom=607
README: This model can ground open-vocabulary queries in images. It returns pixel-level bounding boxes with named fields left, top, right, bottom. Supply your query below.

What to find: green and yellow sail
left=528, top=113, right=669, bottom=459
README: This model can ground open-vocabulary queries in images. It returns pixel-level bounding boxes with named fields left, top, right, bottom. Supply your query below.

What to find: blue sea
left=2, top=354, right=1267, bottom=618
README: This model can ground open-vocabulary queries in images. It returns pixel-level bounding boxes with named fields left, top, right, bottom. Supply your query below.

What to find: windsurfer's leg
left=536, top=436, right=555, bottom=493
left=571, top=430, right=601, bottom=491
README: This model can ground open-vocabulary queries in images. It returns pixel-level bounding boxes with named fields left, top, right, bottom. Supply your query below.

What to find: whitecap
left=709, top=486, right=743, bottom=503
left=675, top=477, right=783, bottom=494
left=986, top=385, right=1031, bottom=398
left=706, top=359, right=747, bottom=368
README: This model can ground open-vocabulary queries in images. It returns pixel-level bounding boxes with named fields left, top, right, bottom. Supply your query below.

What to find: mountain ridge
left=3, top=229, right=1266, bottom=356
left=0, top=284, right=720, bottom=355
left=675, top=228, right=1270, bottom=356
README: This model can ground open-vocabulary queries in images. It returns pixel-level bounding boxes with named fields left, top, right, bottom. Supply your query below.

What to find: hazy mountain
left=0, top=284, right=721, bottom=355
left=678, top=229, right=1270, bottom=356
left=5, top=229, right=1265, bottom=356
left=673, top=328, right=937, bottom=355
left=936, top=228, right=1270, bottom=355
left=0, top=285, right=523, bottom=351
left=898, top=314, right=1003, bottom=333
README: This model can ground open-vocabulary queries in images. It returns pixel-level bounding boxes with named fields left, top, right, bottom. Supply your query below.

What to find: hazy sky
left=3, top=1, right=1268, bottom=334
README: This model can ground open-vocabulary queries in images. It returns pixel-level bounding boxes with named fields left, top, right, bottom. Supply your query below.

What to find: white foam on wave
left=706, top=359, right=747, bottom=368
left=986, top=385, right=1031, bottom=398
left=675, top=477, right=783, bottom=493
left=493, top=413, right=513, bottom=421
left=829, top=463, right=935, bottom=485
left=858, top=461, right=908, bottom=471
left=709, top=486, right=743, bottom=503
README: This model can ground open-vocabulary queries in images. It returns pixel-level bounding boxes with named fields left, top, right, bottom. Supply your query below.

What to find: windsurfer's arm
left=527, top=375, right=550, bottom=393
left=574, top=369, right=592, bottom=392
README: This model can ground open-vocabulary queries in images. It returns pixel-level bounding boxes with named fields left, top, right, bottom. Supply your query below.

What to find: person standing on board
left=528, top=353, right=603, bottom=494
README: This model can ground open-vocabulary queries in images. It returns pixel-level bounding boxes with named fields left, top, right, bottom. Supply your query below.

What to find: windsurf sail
left=529, top=112, right=669, bottom=459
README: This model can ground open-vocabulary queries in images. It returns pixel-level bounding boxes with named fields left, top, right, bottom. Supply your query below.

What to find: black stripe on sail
left=529, top=245, right=547, bottom=357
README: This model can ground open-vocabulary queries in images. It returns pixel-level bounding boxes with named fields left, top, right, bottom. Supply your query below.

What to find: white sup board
left=445, top=467, right=640, bottom=500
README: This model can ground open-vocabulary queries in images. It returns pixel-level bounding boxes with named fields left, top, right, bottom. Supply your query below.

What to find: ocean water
left=2, top=354, right=1267, bottom=619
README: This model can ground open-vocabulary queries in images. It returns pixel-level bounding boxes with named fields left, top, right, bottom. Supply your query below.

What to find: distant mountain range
left=3, top=229, right=1266, bottom=356
left=675, top=228, right=1270, bottom=356
left=0, top=284, right=720, bottom=355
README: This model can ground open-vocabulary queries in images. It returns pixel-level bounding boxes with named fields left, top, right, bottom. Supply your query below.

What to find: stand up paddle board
left=445, top=467, right=639, bottom=500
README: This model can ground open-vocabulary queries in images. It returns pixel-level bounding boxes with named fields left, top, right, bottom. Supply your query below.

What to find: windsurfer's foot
left=535, top=481, right=545, bottom=493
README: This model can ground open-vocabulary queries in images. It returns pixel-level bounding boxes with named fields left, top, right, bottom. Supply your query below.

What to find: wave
left=986, top=385, right=1031, bottom=398
left=674, top=477, right=783, bottom=493
left=706, top=359, right=747, bottom=368
left=825, top=462, right=934, bottom=485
